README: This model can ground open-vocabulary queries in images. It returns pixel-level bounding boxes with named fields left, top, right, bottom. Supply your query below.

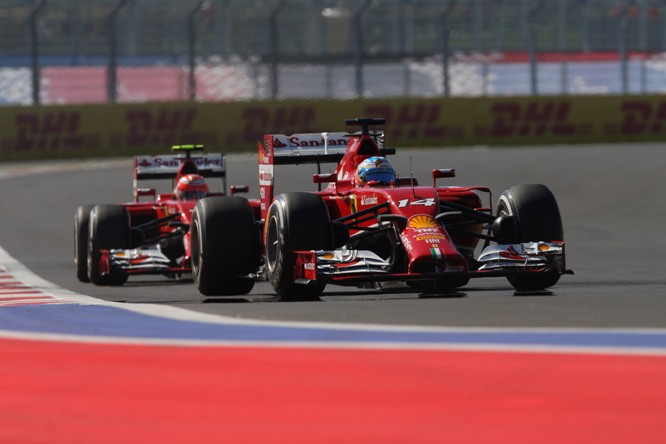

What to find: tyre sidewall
left=498, top=184, right=563, bottom=242
left=265, top=193, right=331, bottom=300
left=497, top=184, right=563, bottom=290
left=74, top=205, right=94, bottom=282
left=87, top=205, right=130, bottom=285
left=192, top=196, right=258, bottom=296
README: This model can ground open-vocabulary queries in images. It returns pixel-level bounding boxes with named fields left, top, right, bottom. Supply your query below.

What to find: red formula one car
left=74, top=145, right=255, bottom=285
left=191, top=118, right=572, bottom=300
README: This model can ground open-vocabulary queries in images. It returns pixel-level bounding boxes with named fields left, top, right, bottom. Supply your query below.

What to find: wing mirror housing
left=134, top=187, right=156, bottom=202
left=432, top=169, right=456, bottom=187
left=313, top=173, right=336, bottom=184
left=230, top=185, right=249, bottom=195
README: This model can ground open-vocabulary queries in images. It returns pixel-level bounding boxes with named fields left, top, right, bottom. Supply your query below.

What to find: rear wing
left=133, top=145, right=226, bottom=201
left=133, top=154, right=226, bottom=180
left=262, top=132, right=351, bottom=165
left=257, top=131, right=392, bottom=220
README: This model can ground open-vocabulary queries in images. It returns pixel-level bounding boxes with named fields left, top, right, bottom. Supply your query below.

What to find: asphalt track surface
left=2, top=144, right=666, bottom=444
left=1, top=143, right=665, bottom=328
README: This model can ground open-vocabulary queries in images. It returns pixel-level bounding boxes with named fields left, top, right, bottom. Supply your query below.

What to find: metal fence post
left=439, top=1, right=456, bottom=97
left=527, top=0, right=543, bottom=96
left=269, top=0, right=287, bottom=100
left=188, top=1, right=204, bottom=101
left=29, top=0, right=47, bottom=105
left=558, top=0, right=568, bottom=51
left=353, top=0, right=372, bottom=98
left=107, top=0, right=129, bottom=103
left=662, top=0, right=666, bottom=52
left=618, top=0, right=629, bottom=94
left=474, top=0, right=483, bottom=51
left=579, top=0, right=590, bottom=51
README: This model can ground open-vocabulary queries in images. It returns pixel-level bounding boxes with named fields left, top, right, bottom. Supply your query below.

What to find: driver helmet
left=174, top=174, right=208, bottom=200
left=355, top=156, right=396, bottom=187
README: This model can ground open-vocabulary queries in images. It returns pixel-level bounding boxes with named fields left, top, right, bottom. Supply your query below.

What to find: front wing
left=293, top=241, right=571, bottom=286
left=99, top=245, right=189, bottom=277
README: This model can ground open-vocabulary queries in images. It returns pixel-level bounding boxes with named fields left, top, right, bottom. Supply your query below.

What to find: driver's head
left=174, top=174, right=208, bottom=200
left=355, top=156, right=396, bottom=187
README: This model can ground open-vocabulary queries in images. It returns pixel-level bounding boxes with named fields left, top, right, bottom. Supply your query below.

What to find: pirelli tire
left=74, top=204, right=94, bottom=282
left=265, top=192, right=332, bottom=301
left=497, top=184, right=563, bottom=292
left=87, top=204, right=130, bottom=286
left=191, top=196, right=258, bottom=296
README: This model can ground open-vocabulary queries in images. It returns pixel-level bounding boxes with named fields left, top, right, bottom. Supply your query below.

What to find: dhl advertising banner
left=1, top=95, right=664, bottom=161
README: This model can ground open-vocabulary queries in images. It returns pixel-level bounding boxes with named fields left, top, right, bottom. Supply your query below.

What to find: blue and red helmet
left=355, top=156, right=396, bottom=187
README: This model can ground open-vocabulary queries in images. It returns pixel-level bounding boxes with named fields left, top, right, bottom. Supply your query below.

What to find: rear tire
left=497, top=184, right=563, bottom=291
left=87, top=205, right=130, bottom=286
left=265, top=193, right=332, bottom=301
left=74, top=205, right=94, bottom=282
left=191, top=196, right=258, bottom=296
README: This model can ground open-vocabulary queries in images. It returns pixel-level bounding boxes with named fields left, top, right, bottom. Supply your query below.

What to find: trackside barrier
left=1, top=95, right=665, bottom=161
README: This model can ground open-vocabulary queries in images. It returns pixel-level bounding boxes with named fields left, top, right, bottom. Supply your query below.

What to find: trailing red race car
left=74, top=144, right=256, bottom=285
left=191, top=118, right=572, bottom=300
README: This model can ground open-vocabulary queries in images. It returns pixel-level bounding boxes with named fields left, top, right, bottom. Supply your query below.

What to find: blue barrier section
left=2, top=304, right=666, bottom=351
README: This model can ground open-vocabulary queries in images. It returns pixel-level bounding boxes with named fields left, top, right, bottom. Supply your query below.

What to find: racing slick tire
left=74, top=205, right=94, bottom=282
left=265, top=192, right=332, bottom=301
left=87, top=205, right=130, bottom=286
left=191, top=196, right=258, bottom=296
left=497, top=184, right=563, bottom=291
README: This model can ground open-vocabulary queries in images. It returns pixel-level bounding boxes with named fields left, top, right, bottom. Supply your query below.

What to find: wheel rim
left=265, top=215, right=279, bottom=272
left=191, top=218, right=201, bottom=278
left=74, top=217, right=80, bottom=266
left=497, top=195, right=512, bottom=217
left=87, top=211, right=95, bottom=276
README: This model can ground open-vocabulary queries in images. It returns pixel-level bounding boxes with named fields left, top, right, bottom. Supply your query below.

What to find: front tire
left=74, top=205, right=94, bottom=282
left=265, top=193, right=332, bottom=301
left=191, top=196, right=258, bottom=296
left=497, top=184, right=563, bottom=291
left=87, top=205, right=130, bottom=286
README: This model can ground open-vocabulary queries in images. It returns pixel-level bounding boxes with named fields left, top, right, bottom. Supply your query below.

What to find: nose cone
left=400, top=215, right=468, bottom=273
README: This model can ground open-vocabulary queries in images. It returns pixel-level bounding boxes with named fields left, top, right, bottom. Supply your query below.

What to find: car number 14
left=397, top=198, right=436, bottom=208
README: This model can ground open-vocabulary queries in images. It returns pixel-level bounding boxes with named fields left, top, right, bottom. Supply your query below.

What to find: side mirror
left=230, top=185, right=249, bottom=195
left=313, top=173, right=336, bottom=184
left=135, top=187, right=156, bottom=202
left=432, top=169, right=455, bottom=187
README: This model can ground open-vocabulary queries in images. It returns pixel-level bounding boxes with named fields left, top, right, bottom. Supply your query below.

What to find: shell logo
left=408, top=215, right=438, bottom=229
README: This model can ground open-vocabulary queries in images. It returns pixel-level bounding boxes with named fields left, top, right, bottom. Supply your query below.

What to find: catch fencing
left=3, top=0, right=666, bottom=105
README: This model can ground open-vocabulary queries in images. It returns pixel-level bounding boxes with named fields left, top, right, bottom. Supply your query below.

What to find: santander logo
left=361, top=195, right=378, bottom=205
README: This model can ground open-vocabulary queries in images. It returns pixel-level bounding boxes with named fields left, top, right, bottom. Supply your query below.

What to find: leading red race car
left=74, top=144, right=256, bottom=285
left=191, top=118, right=572, bottom=300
